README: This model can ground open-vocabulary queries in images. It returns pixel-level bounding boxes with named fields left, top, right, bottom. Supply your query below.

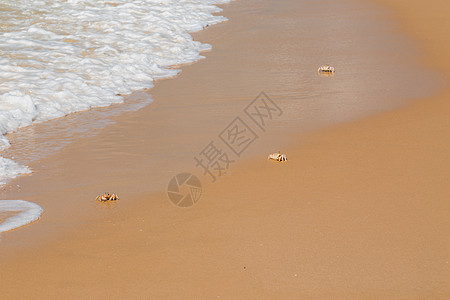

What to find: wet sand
left=0, top=0, right=449, bottom=298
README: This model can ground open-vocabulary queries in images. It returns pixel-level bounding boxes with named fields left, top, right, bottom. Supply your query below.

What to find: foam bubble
left=0, top=200, right=43, bottom=234
left=0, top=157, right=31, bottom=186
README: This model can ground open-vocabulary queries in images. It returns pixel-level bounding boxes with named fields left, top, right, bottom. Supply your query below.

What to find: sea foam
left=0, top=200, right=43, bottom=234
left=0, top=0, right=229, bottom=184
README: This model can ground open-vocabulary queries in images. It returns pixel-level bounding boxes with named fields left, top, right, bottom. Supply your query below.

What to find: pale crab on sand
left=268, top=152, right=288, bottom=162
left=96, top=193, right=119, bottom=202
left=318, top=65, right=335, bottom=73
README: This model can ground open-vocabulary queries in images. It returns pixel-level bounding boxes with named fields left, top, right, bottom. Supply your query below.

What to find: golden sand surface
left=0, top=0, right=448, bottom=298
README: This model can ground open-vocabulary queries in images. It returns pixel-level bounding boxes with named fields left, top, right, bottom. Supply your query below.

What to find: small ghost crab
left=318, top=65, right=335, bottom=73
left=318, top=65, right=335, bottom=77
left=96, top=192, right=119, bottom=202
left=268, top=151, right=288, bottom=162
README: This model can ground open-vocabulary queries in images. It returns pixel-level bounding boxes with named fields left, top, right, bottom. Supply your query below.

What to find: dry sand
left=0, top=0, right=449, bottom=298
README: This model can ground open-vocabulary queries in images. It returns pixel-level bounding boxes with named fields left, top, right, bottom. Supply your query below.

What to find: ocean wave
left=0, top=0, right=229, bottom=186
left=0, top=200, right=43, bottom=234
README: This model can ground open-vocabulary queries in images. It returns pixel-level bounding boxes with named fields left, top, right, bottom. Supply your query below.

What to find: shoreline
left=0, top=0, right=449, bottom=297
left=1, top=0, right=438, bottom=251
left=0, top=0, right=230, bottom=188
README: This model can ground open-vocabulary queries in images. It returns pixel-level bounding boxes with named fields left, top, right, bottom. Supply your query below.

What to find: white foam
left=0, top=200, right=43, bottom=234
left=0, top=0, right=230, bottom=186
left=0, top=157, right=31, bottom=186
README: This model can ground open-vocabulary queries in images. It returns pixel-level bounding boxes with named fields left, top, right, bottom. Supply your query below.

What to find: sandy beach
left=0, top=0, right=449, bottom=298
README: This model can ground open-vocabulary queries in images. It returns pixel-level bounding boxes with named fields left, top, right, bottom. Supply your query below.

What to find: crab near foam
left=96, top=193, right=119, bottom=202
